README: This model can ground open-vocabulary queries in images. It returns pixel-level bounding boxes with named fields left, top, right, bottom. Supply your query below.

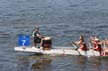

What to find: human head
left=79, top=35, right=84, bottom=41
left=105, top=37, right=108, bottom=43
left=94, top=36, right=99, bottom=41
left=35, top=27, right=39, bottom=31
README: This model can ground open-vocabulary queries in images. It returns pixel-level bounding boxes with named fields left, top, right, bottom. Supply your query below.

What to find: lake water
left=0, top=0, right=108, bottom=71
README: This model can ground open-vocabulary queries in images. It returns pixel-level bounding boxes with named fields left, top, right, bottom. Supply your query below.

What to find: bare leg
left=39, top=38, right=43, bottom=49
left=33, top=38, right=37, bottom=47
left=33, top=42, right=37, bottom=48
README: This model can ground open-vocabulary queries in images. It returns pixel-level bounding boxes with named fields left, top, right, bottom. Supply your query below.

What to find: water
left=0, top=0, right=108, bottom=71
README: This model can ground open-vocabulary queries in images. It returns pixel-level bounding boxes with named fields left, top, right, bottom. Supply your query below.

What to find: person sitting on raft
left=90, top=36, right=102, bottom=55
left=90, top=36, right=102, bottom=51
left=72, top=35, right=88, bottom=51
left=104, top=38, right=108, bottom=50
left=101, top=38, right=108, bottom=56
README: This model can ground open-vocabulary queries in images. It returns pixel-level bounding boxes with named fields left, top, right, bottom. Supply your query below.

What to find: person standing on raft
left=32, top=27, right=44, bottom=48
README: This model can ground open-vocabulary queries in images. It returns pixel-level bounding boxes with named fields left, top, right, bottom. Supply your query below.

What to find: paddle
left=71, top=42, right=79, bottom=50
left=89, top=42, right=96, bottom=56
left=89, top=42, right=92, bottom=49
left=71, top=43, right=81, bottom=55
left=103, top=40, right=106, bottom=49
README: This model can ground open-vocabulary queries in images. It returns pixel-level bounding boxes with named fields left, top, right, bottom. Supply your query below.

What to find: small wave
left=63, top=29, right=92, bottom=35
left=95, top=25, right=108, bottom=28
left=0, top=33, right=10, bottom=38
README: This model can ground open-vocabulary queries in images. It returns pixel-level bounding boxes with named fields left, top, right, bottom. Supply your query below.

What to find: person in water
left=32, top=27, right=44, bottom=48
left=90, top=36, right=102, bottom=55
left=72, top=35, right=88, bottom=51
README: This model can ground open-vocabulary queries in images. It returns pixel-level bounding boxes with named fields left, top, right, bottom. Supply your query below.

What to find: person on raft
left=89, top=36, right=103, bottom=55
left=32, top=27, right=44, bottom=48
left=72, top=35, right=88, bottom=51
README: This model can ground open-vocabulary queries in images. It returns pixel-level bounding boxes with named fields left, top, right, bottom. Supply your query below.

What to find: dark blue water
left=0, top=0, right=108, bottom=71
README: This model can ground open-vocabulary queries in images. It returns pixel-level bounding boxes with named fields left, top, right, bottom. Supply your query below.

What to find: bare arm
left=72, top=41, right=80, bottom=45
